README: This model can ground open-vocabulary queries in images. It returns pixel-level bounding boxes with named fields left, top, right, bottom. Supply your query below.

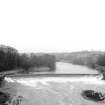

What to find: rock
left=81, top=90, right=105, bottom=102
left=0, top=91, right=10, bottom=104
left=0, top=74, right=5, bottom=87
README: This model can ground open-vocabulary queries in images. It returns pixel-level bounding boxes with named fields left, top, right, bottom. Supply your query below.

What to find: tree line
left=54, top=51, right=105, bottom=73
left=0, top=45, right=56, bottom=72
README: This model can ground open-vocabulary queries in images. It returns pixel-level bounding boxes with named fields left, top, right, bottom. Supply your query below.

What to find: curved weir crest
left=5, top=76, right=105, bottom=87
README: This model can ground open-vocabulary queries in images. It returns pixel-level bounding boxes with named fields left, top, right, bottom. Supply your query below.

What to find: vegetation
left=52, top=51, right=105, bottom=72
left=0, top=45, right=19, bottom=71
left=1, top=45, right=105, bottom=74
left=96, top=54, right=105, bottom=66
left=17, top=53, right=56, bottom=73
left=0, top=45, right=56, bottom=73
left=95, top=54, right=105, bottom=74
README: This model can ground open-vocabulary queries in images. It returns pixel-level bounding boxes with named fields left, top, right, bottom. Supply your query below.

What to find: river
left=55, top=62, right=98, bottom=74
left=0, top=62, right=103, bottom=105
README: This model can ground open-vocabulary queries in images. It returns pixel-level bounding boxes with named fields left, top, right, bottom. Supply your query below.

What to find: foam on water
left=5, top=76, right=105, bottom=87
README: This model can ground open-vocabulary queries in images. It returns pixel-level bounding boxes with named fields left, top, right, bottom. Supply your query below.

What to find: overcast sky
left=0, top=0, right=105, bottom=53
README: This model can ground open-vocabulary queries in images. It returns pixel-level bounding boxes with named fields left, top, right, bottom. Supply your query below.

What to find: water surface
left=56, top=62, right=98, bottom=74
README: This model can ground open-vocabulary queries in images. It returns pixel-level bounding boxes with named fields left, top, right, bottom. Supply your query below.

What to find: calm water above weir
left=55, top=62, right=98, bottom=74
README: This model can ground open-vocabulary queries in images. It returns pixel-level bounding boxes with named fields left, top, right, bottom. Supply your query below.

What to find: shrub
left=17, top=53, right=56, bottom=72
left=96, top=54, right=105, bottom=66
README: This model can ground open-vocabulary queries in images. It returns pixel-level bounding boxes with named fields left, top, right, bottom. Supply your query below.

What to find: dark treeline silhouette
left=95, top=54, right=105, bottom=75
left=0, top=45, right=19, bottom=71
left=0, top=45, right=56, bottom=72
left=96, top=54, right=105, bottom=66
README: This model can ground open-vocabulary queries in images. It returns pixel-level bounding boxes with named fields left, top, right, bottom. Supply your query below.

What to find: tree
left=17, top=53, right=31, bottom=73
left=96, top=54, right=105, bottom=79
left=96, top=54, right=105, bottom=66
left=0, top=45, right=19, bottom=71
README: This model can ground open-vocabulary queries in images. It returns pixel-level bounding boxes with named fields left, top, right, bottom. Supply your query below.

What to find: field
left=0, top=74, right=105, bottom=105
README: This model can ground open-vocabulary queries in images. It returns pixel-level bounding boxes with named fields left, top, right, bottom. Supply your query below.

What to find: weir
left=0, top=74, right=105, bottom=105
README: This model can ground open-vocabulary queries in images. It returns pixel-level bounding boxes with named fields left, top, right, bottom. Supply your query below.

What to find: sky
left=0, top=0, right=105, bottom=53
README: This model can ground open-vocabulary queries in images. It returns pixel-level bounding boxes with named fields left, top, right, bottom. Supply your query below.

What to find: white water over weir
left=5, top=75, right=104, bottom=87
left=3, top=74, right=105, bottom=105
